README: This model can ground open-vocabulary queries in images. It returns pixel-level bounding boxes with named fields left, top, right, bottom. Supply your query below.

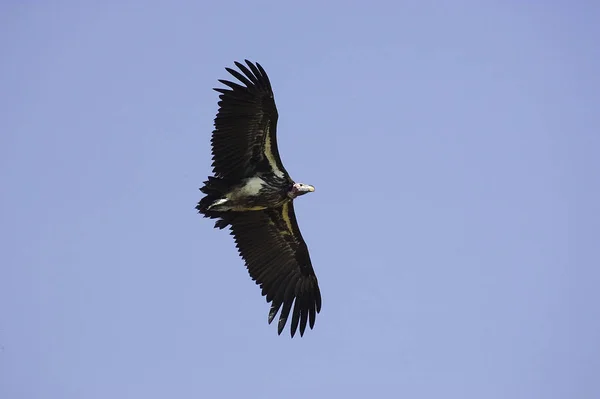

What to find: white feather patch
left=237, top=176, right=265, bottom=197
left=281, top=202, right=294, bottom=236
left=264, top=130, right=285, bottom=178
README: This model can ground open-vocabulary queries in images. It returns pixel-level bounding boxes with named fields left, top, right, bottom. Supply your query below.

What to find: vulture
left=196, top=60, right=321, bottom=337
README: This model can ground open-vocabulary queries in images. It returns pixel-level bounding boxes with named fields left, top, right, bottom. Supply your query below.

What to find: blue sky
left=1, top=1, right=599, bottom=398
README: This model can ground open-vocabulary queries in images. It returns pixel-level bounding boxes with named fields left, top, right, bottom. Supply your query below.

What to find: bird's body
left=196, top=60, right=321, bottom=337
left=199, top=174, right=288, bottom=212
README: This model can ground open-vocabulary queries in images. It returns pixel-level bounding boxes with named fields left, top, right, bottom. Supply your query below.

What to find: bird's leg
left=206, top=198, right=229, bottom=211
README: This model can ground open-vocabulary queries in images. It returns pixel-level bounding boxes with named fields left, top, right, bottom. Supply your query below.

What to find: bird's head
left=289, top=182, right=315, bottom=199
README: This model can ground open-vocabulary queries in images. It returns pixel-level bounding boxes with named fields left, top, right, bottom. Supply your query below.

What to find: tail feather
left=196, top=195, right=218, bottom=213
left=200, top=176, right=231, bottom=195
left=196, top=176, right=233, bottom=229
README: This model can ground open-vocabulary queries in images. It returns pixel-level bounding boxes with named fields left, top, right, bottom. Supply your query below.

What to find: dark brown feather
left=227, top=202, right=321, bottom=337
left=210, top=60, right=287, bottom=180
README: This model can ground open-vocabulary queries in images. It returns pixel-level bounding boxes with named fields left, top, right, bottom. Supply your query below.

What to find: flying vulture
left=196, top=60, right=321, bottom=337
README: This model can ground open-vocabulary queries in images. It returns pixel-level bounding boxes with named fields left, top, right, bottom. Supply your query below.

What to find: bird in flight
left=196, top=60, right=321, bottom=337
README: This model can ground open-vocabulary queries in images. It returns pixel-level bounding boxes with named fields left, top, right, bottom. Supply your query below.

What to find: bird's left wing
left=227, top=202, right=321, bottom=337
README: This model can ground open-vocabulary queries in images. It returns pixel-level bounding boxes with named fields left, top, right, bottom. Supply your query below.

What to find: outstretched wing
left=211, top=60, right=288, bottom=180
left=228, top=202, right=321, bottom=337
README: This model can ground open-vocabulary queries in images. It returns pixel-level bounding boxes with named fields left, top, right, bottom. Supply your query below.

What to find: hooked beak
left=291, top=183, right=315, bottom=197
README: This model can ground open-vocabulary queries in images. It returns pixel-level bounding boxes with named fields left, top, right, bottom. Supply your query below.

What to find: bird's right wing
left=211, top=60, right=289, bottom=180
left=227, top=202, right=321, bottom=337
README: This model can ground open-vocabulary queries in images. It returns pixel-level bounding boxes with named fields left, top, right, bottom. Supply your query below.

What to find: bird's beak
left=307, top=185, right=315, bottom=192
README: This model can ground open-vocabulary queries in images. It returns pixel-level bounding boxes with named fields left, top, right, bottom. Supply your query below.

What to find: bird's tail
left=196, top=176, right=233, bottom=229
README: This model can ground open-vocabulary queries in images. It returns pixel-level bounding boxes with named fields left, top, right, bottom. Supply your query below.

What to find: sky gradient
left=1, top=1, right=599, bottom=398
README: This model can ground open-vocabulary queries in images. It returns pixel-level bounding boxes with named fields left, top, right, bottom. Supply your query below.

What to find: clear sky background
left=1, top=1, right=599, bottom=398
